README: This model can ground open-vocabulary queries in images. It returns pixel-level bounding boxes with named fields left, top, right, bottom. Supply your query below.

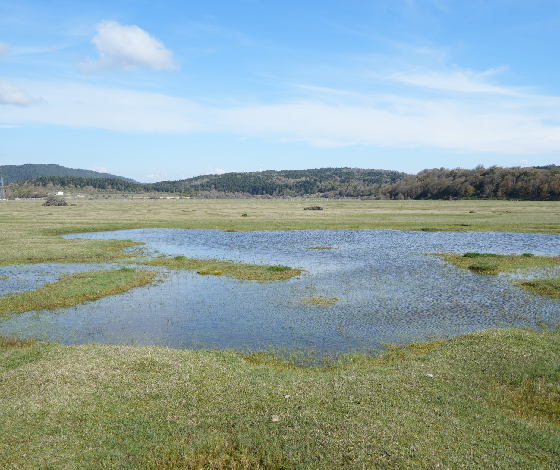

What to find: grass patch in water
left=0, top=276, right=7, bottom=280
left=301, top=296, right=341, bottom=306
left=0, top=268, right=156, bottom=316
left=516, top=278, right=560, bottom=298
left=437, top=252, right=560, bottom=274
left=305, top=246, right=334, bottom=250
left=143, top=256, right=301, bottom=281
left=1, top=328, right=560, bottom=468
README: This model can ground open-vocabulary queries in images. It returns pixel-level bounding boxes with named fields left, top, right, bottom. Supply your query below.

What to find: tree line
left=381, top=166, right=560, bottom=200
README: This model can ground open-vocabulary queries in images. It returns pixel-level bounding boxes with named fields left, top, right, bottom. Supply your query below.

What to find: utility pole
left=0, top=173, right=5, bottom=200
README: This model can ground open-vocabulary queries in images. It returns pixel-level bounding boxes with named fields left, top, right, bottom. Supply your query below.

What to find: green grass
left=517, top=278, right=560, bottom=298
left=306, top=246, right=334, bottom=250
left=438, top=252, right=560, bottom=274
left=142, top=256, right=302, bottom=281
left=0, top=268, right=156, bottom=316
left=1, top=328, right=559, bottom=468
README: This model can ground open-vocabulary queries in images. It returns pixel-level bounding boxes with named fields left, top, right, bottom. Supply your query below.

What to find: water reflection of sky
left=0, top=229, right=559, bottom=355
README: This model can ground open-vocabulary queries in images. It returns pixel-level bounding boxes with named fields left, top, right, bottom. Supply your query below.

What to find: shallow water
left=1, top=229, right=559, bottom=355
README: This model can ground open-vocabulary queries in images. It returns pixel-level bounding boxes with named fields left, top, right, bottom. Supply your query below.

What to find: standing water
left=1, top=229, right=559, bottom=355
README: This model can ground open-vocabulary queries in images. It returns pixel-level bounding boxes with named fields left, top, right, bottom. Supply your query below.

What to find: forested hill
left=149, top=168, right=408, bottom=197
left=381, top=166, right=560, bottom=200
left=0, top=164, right=136, bottom=184
left=18, top=168, right=408, bottom=197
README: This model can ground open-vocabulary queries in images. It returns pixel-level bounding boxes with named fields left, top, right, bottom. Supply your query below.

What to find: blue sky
left=1, top=0, right=560, bottom=182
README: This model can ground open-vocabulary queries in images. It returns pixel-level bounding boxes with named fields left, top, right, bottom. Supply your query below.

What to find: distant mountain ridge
left=0, top=164, right=136, bottom=184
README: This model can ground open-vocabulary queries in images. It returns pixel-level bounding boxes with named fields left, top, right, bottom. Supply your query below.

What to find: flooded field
left=1, top=229, right=559, bottom=355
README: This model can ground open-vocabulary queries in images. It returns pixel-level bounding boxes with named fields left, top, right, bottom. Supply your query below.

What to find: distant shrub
left=119, top=267, right=135, bottom=273
left=421, top=228, right=438, bottom=232
left=463, top=252, right=498, bottom=258
left=522, top=253, right=535, bottom=257
left=267, top=266, right=291, bottom=272
left=241, top=213, right=248, bottom=217
left=42, top=195, right=68, bottom=206
left=174, top=255, right=187, bottom=260
left=468, top=263, right=499, bottom=273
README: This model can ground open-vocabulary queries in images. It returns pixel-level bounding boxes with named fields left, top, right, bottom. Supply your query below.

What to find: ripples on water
left=1, top=229, right=559, bottom=355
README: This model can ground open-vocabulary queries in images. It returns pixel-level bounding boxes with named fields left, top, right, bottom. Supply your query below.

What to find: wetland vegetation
left=1, top=199, right=560, bottom=467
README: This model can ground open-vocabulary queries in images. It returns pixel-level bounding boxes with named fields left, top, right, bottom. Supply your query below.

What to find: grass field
left=1, top=198, right=560, bottom=468
left=1, top=198, right=559, bottom=264
left=1, top=328, right=559, bottom=468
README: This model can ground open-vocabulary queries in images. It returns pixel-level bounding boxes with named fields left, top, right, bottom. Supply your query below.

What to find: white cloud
left=91, top=166, right=108, bottom=173
left=0, top=42, right=9, bottom=58
left=80, top=20, right=178, bottom=72
left=0, top=80, right=35, bottom=106
left=215, top=168, right=226, bottom=174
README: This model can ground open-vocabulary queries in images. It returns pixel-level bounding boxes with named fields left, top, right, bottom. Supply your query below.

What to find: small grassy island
left=0, top=268, right=157, bottom=316
left=437, top=252, right=560, bottom=274
left=142, top=255, right=301, bottom=281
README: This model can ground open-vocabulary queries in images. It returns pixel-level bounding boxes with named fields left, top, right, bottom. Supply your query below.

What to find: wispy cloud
left=3, top=70, right=560, bottom=155
left=387, top=68, right=519, bottom=95
left=80, top=21, right=178, bottom=72
left=0, top=42, right=9, bottom=58
left=0, top=79, right=35, bottom=106
left=91, top=166, right=108, bottom=173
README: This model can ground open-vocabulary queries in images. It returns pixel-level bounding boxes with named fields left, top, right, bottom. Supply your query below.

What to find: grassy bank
left=143, top=256, right=301, bottom=281
left=1, top=199, right=559, bottom=264
left=0, top=268, right=156, bottom=316
left=1, top=328, right=559, bottom=468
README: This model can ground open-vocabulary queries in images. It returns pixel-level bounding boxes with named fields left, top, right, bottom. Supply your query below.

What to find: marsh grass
left=0, top=276, right=7, bottom=280
left=1, top=328, right=559, bottom=468
left=0, top=268, right=156, bottom=316
left=517, top=278, right=560, bottom=298
left=438, top=253, right=560, bottom=274
left=305, top=246, right=334, bottom=250
left=143, top=256, right=301, bottom=281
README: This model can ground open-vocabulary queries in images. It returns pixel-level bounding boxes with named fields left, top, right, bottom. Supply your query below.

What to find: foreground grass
left=437, top=252, right=560, bottom=274
left=1, top=328, right=559, bottom=468
left=142, top=256, right=301, bottom=281
left=1, top=199, right=560, bottom=264
left=0, top=268, right=156, bottom=316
